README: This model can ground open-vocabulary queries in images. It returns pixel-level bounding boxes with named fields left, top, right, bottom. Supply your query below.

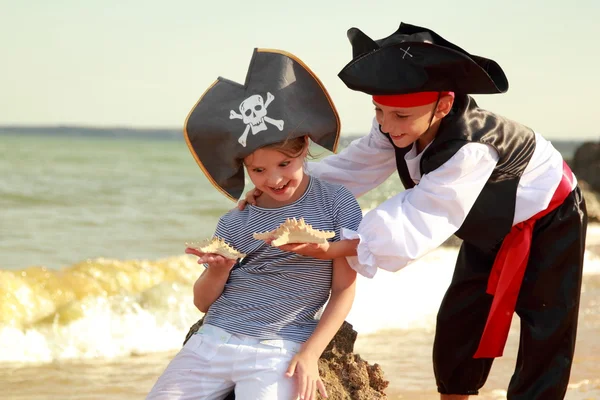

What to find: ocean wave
left=2, top=247, right=599, bottom=364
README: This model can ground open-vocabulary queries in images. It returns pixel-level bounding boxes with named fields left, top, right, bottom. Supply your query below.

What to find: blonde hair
left=262, top=136, right=313, bottom=159
left=242, top=135, right=318, bottom=168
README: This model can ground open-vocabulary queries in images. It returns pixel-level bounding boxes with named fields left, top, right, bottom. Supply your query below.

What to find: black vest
left=385, top=94, right=536, bottom=252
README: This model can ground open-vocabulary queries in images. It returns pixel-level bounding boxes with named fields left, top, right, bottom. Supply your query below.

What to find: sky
left=1, top=0, right=599, bottom=139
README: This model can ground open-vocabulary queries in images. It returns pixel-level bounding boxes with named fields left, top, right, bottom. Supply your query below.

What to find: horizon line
left=0, top=124, right=597, bottom=141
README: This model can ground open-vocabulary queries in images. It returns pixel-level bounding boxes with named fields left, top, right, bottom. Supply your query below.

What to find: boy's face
left=374, top=94, right=453, bottom=149
left=244, top=147, right=307, bottom=204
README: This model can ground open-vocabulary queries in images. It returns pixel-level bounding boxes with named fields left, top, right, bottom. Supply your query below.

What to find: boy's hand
left=286, top=351, right=327, bottom=400
left=274, top=241, right=333, bottom=260
left=185, top=248, right=236, bottom=271
left=237, top=188, right=263, bottom=210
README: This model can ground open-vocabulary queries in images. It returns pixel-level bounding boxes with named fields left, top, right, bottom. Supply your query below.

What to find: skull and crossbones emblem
left=230, top=92, right=284, bottom=147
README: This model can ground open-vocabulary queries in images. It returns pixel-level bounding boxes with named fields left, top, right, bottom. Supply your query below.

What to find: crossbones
left=230, top=92, right=285, bottom=147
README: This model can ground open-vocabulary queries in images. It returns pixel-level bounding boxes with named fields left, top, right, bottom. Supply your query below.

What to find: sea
left=1, top=129, right=598, bottom=399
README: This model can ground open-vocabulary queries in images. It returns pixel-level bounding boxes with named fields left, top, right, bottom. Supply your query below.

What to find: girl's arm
left=302, top=256, right=357, bottom=355
left=285, top=256, right=357, bottom=399
left=187, top=249, right=236, bottom=313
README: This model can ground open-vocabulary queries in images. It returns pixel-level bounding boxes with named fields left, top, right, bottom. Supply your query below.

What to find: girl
left=146, top=48, right=362, bottom=400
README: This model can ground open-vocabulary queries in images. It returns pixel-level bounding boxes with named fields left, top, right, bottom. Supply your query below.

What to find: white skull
left=240, top=95, right=267, bottom=134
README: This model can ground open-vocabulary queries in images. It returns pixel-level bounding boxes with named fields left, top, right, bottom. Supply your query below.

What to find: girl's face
left=244, top=146, right=308, bottom=206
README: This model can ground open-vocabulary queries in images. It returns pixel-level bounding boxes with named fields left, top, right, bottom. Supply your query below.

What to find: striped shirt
left=203, top=176, right=362, bottom=343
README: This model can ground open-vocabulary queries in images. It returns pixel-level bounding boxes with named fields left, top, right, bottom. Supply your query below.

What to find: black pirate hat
left=338, top=22, right=509, bottom=95
left=184, top=48, right=340, bottom=201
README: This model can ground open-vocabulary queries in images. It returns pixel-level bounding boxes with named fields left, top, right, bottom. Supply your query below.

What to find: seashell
left=185, top=237, right=246, bottom=259
left=253, top=217, right=335, bottom=246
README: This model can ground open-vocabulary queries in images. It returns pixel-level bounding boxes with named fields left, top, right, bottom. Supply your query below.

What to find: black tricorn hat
left=338, top=22, right=509, bottom=95
left=184, top=48, right=340, bottom=201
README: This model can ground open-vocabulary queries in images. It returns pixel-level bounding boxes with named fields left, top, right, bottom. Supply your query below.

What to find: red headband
left=372, top=91, right=455, bottom=107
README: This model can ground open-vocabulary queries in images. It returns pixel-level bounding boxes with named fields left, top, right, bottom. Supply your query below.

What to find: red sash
left=473, top=161, right=574, bottom=358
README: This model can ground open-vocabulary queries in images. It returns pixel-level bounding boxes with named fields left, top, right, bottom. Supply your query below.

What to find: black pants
left=433, top=187, right=587, bottom=399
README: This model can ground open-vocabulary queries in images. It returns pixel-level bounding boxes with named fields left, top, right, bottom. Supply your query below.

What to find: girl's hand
left=185, top=248, right=236, bottom=271
left=286, top=351, right=327, bottom=400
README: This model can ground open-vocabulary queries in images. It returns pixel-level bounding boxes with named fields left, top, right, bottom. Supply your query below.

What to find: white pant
left=146, top=324, right=301, bottom=400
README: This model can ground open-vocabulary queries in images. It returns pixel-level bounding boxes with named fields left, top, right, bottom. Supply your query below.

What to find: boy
left=243, top=23, right=587, bottom=400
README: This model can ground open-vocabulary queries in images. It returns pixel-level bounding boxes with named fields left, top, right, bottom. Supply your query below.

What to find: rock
left=441, top=235, right=463, bottom=248
left=436, top=139, right=600, bottom=234
left=578, top=181, right=600, bottom=223
left=571, top=142, right=600, bottom=192
left=568, top=141, right=600, bottom=223
left=183, top=319, right=389, bottom=399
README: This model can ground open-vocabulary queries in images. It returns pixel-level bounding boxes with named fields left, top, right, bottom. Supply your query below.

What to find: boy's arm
left=306, top=118, right=396, bottom=198
left=281, top=143, right=499, bottom=278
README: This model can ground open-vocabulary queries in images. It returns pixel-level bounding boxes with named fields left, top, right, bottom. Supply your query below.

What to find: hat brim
left=184, top=49, right=341, bottom=202
left=339, top=41, right=508, bottom=95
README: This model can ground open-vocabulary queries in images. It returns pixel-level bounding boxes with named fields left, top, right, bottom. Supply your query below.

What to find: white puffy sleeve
left=342, top=142, right=499, bottom=278
left=306, top=118, right=397, bottom=197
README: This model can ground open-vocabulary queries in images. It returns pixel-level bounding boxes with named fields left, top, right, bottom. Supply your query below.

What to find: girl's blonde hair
left=262, top=135, right=312, bottom=159
left=242, top=135, right=319, bottom=167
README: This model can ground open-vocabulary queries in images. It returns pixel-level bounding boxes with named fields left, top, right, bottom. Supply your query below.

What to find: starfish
left=185, top=237, right=246, bottom=259
left=253, top=217, right=335, bottom=246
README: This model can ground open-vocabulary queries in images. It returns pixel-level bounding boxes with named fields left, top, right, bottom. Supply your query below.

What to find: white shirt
left=307, top=118, right=575, bottom=278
